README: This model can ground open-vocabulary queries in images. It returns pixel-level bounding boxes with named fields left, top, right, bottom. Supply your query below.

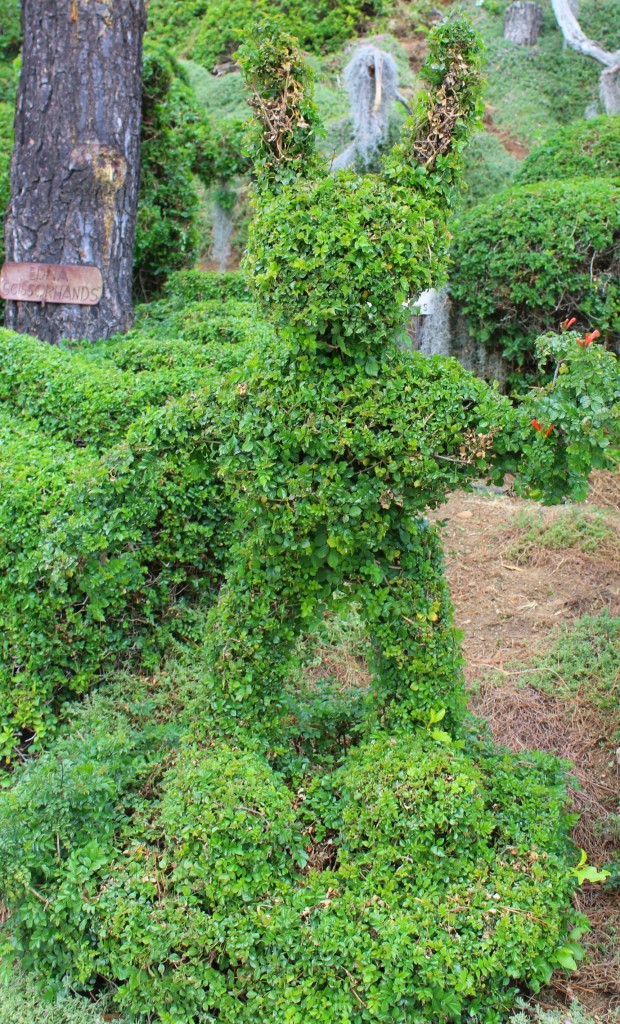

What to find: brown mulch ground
left=437, top=476, right=620, bottom=1021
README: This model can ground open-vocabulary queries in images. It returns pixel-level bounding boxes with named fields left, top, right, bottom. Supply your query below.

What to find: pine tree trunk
left=504, top=2, right=543, bottom=45
left=3, top=0, right=147, bottom=344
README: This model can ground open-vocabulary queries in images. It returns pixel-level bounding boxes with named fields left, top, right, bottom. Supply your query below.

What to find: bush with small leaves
left=492, top=327, right=620, bottom=503
left=135, top=45, right=220, bottom=298
left=0, top=697, right=586, bottom=1023
left=450, top=177, right=620, bottom=373
left=515, top=115, right=620, bottom=185
left=0, top=389, right=230, bottom=752
left=0, top=17, right=616, bottom=1023
left=0, top=326, right=226, bottom=450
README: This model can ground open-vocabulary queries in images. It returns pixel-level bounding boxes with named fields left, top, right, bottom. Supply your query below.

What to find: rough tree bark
left=4, top=0, right=147, bottom=344
left=551, top=0, right=620, bottom=115
left=504, top=2, right=543, bottom=46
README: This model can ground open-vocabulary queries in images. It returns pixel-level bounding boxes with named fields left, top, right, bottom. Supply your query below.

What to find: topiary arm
left=383, top=17, right=484, bottom=206
left=236, top=25, right=326, bottom=191
left=489, top=329, right=620, bottom=504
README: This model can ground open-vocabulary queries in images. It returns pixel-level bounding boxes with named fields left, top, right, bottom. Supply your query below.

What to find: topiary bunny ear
left=383, top=16, right=483, bottom=204
left=236, top=24, right=327, bottom=191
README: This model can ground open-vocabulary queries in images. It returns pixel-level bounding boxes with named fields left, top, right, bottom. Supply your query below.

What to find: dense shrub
left=161, top=267, right=251, bottom=304
left=85, top=313, right=257, bottom=375
left=450, top=177, right=620, bottom=369
left=492, top=328, right=620, bottom=503
left=147, top=0, right=391, bottom=68
left=0, top=394, right=229, bottom=751
left=1, top=19, right=616, bottom=1023
left=0, top=682, right=585, bottom=1023
left=0, top=327, right=221, bottom=450
left=515, top=115, right=620, bottom=185
left=135, top=45, right=219, bottom=299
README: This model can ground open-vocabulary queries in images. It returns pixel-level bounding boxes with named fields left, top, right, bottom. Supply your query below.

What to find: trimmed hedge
left=0, top=683, right=584, bottom=1023
left=158, top=268, right=251, bottom=305
left=0, top=327, right=217, bottom=451
left=86, top=324, right=255, bottom=377
left=0, top=393, right=228, bottom=751
left=515, top=114, right=620, bottom=186
left=450, top=177, right=620, bottom=368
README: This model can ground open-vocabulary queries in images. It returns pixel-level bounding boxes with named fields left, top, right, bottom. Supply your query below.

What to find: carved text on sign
left=0, top=263, right=103, bottom=305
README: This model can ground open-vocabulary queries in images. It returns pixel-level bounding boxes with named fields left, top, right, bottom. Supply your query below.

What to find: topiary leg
left=359, top=518, right=466, bottom=732
left=200, top=546, right=324, bottom=731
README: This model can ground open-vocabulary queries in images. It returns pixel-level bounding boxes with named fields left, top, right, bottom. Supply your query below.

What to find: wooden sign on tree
left=3, top=0, right=147, bottom=344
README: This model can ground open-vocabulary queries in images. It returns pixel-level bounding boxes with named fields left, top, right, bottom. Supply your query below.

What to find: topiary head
left=245, top=172, right=447, bottom=356
left=240, top=17, right=483, bottom=360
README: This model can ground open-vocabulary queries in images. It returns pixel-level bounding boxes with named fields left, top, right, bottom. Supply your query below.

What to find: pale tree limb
left=550, top=0, right=620, bottom=114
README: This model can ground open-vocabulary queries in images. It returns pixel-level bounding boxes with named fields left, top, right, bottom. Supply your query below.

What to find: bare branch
left=550, top=0, right=620, bottom=68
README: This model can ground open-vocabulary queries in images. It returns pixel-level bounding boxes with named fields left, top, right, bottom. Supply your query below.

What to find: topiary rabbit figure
left=198, top=18, right=619, bottom=741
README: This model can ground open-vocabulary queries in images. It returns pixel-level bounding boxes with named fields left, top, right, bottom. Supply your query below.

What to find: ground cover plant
left=506, top=507, right=618, bottom=560
left=523, top=612, right=620, bottom=714
left=1, top=16, right=619, bottom=1024
left=515, top=115, right=620, bottom=186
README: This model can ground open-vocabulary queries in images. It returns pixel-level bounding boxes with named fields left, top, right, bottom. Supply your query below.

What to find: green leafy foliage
left=1, top=17, right=617, bottom=1022
left=148, top=0, right=391, bottom=69
left=521, top=612, right=620, bottom=712
left=0, top=384, right=232, bottom=751
left=495, top=329, right=620, bottom=503
left=236, top=26, right=326, bottom=189
left=516, top=115, right=620, bottom=186
left=0, top=326, right=218, bottom=450
left=242, top=18, right=483, bottom=353
left=450, top=178, right=620, bottom=371
left=135, top=45, right=219, bottom=299
left=162, top=267, right=250, bottom=303
left=0, top=679, right=585, bottom=1023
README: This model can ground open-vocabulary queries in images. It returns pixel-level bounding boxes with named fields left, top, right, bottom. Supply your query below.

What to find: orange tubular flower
left=531, top=419, right=554, bottom=437
left=560, top=317, right=577, bottom=330
left=577, top=329, right=601, bottom=347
